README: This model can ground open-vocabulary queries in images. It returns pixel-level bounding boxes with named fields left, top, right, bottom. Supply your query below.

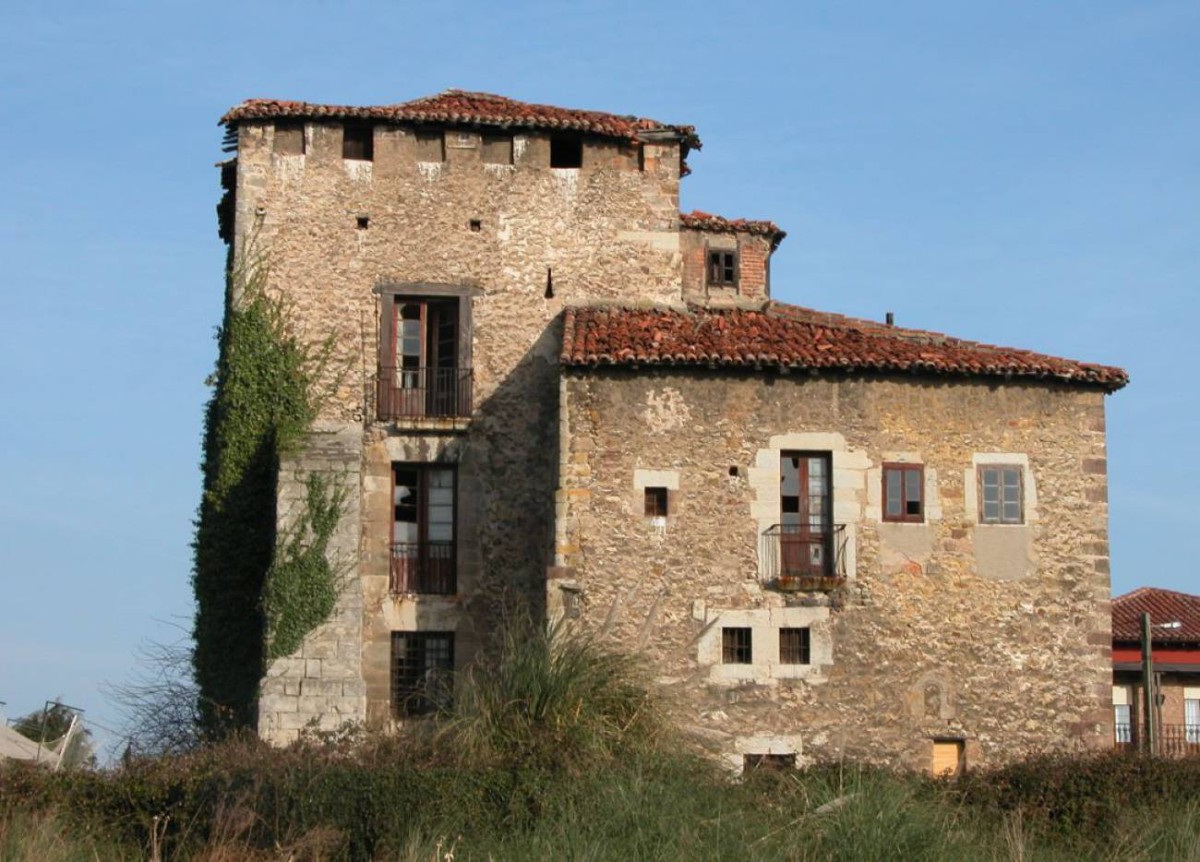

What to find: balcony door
left=392, top=464, right=456, bottom=594
left=780, top=452, right=831, bottom=577
left=393, top=299, right=459, bottom=417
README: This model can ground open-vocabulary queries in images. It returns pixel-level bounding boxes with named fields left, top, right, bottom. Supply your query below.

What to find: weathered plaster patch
left=642, top=388, right=691, bottom=433
left=416, top=161, right=443, bottom=182
left=344, top=160, right=373, bottom=182
left=972, top=525, right=1035, bottom=580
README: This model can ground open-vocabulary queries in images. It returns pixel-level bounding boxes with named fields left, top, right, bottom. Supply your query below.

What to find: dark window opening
left=729, top=466, right=739, bottom=477
left=342, top=123, right=374, bottom=161
left=707, top=250, right=738, bottom=287
left=979, top=465, right=1023, bottom=524
left=545, top=268, right=554, bottom=299
left=481, top=134, right=514, bottom=165
left=722, top=627, right=752, bottom=664
left=779, top=627, right=811, bottom=665
left=356, top=216, right=370, bottom=230
left=392, top=463, right=456, bottom=595
left=274, top=121, right=305, bottom=155
left=550, top=134, right=583, bottom=168
left=744, top=753, right=796, bottom=771
left=469, top=219, right=482, bottom=232
left=391, top=631, right=454, bottom=717
left=883, top=463, right=924, bottom=523
left=415, top=129, right=445, bottom=162
left=644, top=487, right=668, bottom=518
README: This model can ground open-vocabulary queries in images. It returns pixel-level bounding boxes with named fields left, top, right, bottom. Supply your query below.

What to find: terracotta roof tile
left=1113, top=588, right=1200, bottom=643
left=221, top=89, right=701, bottom=149
left=560, top=303, right=1128, bottom=391
left=681, top=210, right=786, bottom=250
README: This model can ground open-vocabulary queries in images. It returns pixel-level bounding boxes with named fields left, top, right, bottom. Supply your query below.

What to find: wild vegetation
left=191, top=248, right=340, bottom=737
left=3, top=623, right=1200, bottom=861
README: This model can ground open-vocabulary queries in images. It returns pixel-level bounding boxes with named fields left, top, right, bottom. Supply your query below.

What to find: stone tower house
left=214, top=90, right=1127, bottom=771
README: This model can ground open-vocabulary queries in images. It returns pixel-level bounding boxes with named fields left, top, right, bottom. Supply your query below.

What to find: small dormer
left=680, top=211, right=786, bottom=304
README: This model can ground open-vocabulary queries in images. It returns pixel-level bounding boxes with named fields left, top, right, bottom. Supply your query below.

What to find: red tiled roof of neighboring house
left=220, top=90, right=701, bottom=149
left=681, top=210, right=787, bottom=250
left=1113, top=588, right=1200, bottom=643
left=559, top=303, right=1128, bottom=391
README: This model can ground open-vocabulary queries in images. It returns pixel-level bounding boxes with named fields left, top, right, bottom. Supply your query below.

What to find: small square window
left=644, top=487, right=668, bottom=518
left=550, top=134, right=583, bottom=168
left=779, top=627, right=811, bottom=665
left=391, top=631, right=454, bottom=717
left=979, top=465, right=1023, bottom=524
left=722, top=627, right=752, bottom=664
left=274, top=121, right=305, bottom=155
left=342, top=123, right=374, bottom=161
left=883, top=463, right=924, bottom=523
left=707, top=250, right=737, bottom=287
left=482, top=134, right=514, bottom=165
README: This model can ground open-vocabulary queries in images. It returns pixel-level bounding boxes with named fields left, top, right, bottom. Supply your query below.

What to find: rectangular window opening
left=550, top=134, right=583, bottom=168
left=722, top=627, right=752, bottom=664
left=644, top=487, right=668, bottom=518
left=481, top=134, right=514, bottom=165
left=274, top=121, right=305, bottom=155
left=379, top=295, right=471, bottom=420
left=931, top=739, right=965, bottom=777
left=707, top=250, right=738, bottom=288
left=777, top=451, right=833, bottom=580
left=979, top=465, right=1023, bottom=524
left=391, top=631, right=454, bottom=717
left=342, top=123, right=374, bottom=161
left=883, top=463, right=925, bottom=523
left=415, top=129, right=445, bottom=162
left=779, top=627, right=811, bottom=665
left=392, top=464, right=457, bottom=595
left=744, top=753, right=796, bottom=772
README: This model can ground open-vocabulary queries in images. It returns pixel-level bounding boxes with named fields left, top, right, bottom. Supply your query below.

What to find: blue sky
left=1, top=1, right=1197, bottom=749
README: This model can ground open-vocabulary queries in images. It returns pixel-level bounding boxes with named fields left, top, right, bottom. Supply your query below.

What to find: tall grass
left=3, top=626, right=1200, bottom=860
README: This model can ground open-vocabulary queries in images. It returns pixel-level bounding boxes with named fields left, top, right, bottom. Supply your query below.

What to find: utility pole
left=1141, top=612, right=1156, bottom=755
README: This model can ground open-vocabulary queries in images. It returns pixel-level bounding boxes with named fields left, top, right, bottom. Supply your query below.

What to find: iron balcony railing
left=1114, top=723, right=1200, bottom=756
left=760, top=523, right=847, bottom=592
left=378, top=366, right=473, bottom=420
left=390, top=542, right=456, bottom=595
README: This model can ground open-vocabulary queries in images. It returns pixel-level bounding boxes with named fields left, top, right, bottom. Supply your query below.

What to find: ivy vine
left=192, top=248, right=342, bottom=737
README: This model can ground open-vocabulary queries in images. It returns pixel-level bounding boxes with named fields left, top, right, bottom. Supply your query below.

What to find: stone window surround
left=964, top=453, right=1038, bottom=526
left=865, top=452, right=942, bottom=525
left=698, top=605, right=831, bottom=683
left=633, top=468, right=678, bottom=528
left=727, top=734, right=804, bottom=775
left=749, top=432, right=863, bottom=583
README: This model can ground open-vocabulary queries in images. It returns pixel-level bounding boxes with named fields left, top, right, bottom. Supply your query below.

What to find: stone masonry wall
left=232, top=121, right=686, bottom=735
left=555, top=369, right=1114, bottom=771
left=259, top=421, right=365, bottom=743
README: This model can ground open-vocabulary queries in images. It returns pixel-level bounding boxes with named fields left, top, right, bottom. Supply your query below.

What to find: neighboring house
left=212, top=90, right=1127, bottom=772
left=0, top=723, right=45, bottom=762
left=1112, top=587, right=1200, bottom=755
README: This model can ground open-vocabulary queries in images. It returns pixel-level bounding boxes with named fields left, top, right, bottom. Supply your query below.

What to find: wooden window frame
left=882, top=463, right=925, bottom=523
left=722, top=627, right=752, bottom=664
left=391, top=631, right=455, bottom=717
left=707, top=249, right=738, bottom=288
left=779, top=627, right=811, bottom=665
left=391, top=463, right=457, bottom=595
left=977, top=465, right=1024, bottom=524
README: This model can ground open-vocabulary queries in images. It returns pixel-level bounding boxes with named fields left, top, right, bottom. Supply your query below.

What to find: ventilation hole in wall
left=550, top=134, right=583, bottom=168
left=545, top=267, right=554, bottom=299
left=729, top=466, right=739, bottom=477
left=469, top=219, right=482, bottom=232
left=356, top=216, right=370, bottom=230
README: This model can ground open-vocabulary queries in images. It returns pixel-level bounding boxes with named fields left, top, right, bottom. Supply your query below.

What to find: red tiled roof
left=681, top=210, right=786, bottom=250
left=220, top=90, right=701, bottom=148
left=559, top=303, right=1128, bottom=391
left=1113, top=588, right=1200, bottom=643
